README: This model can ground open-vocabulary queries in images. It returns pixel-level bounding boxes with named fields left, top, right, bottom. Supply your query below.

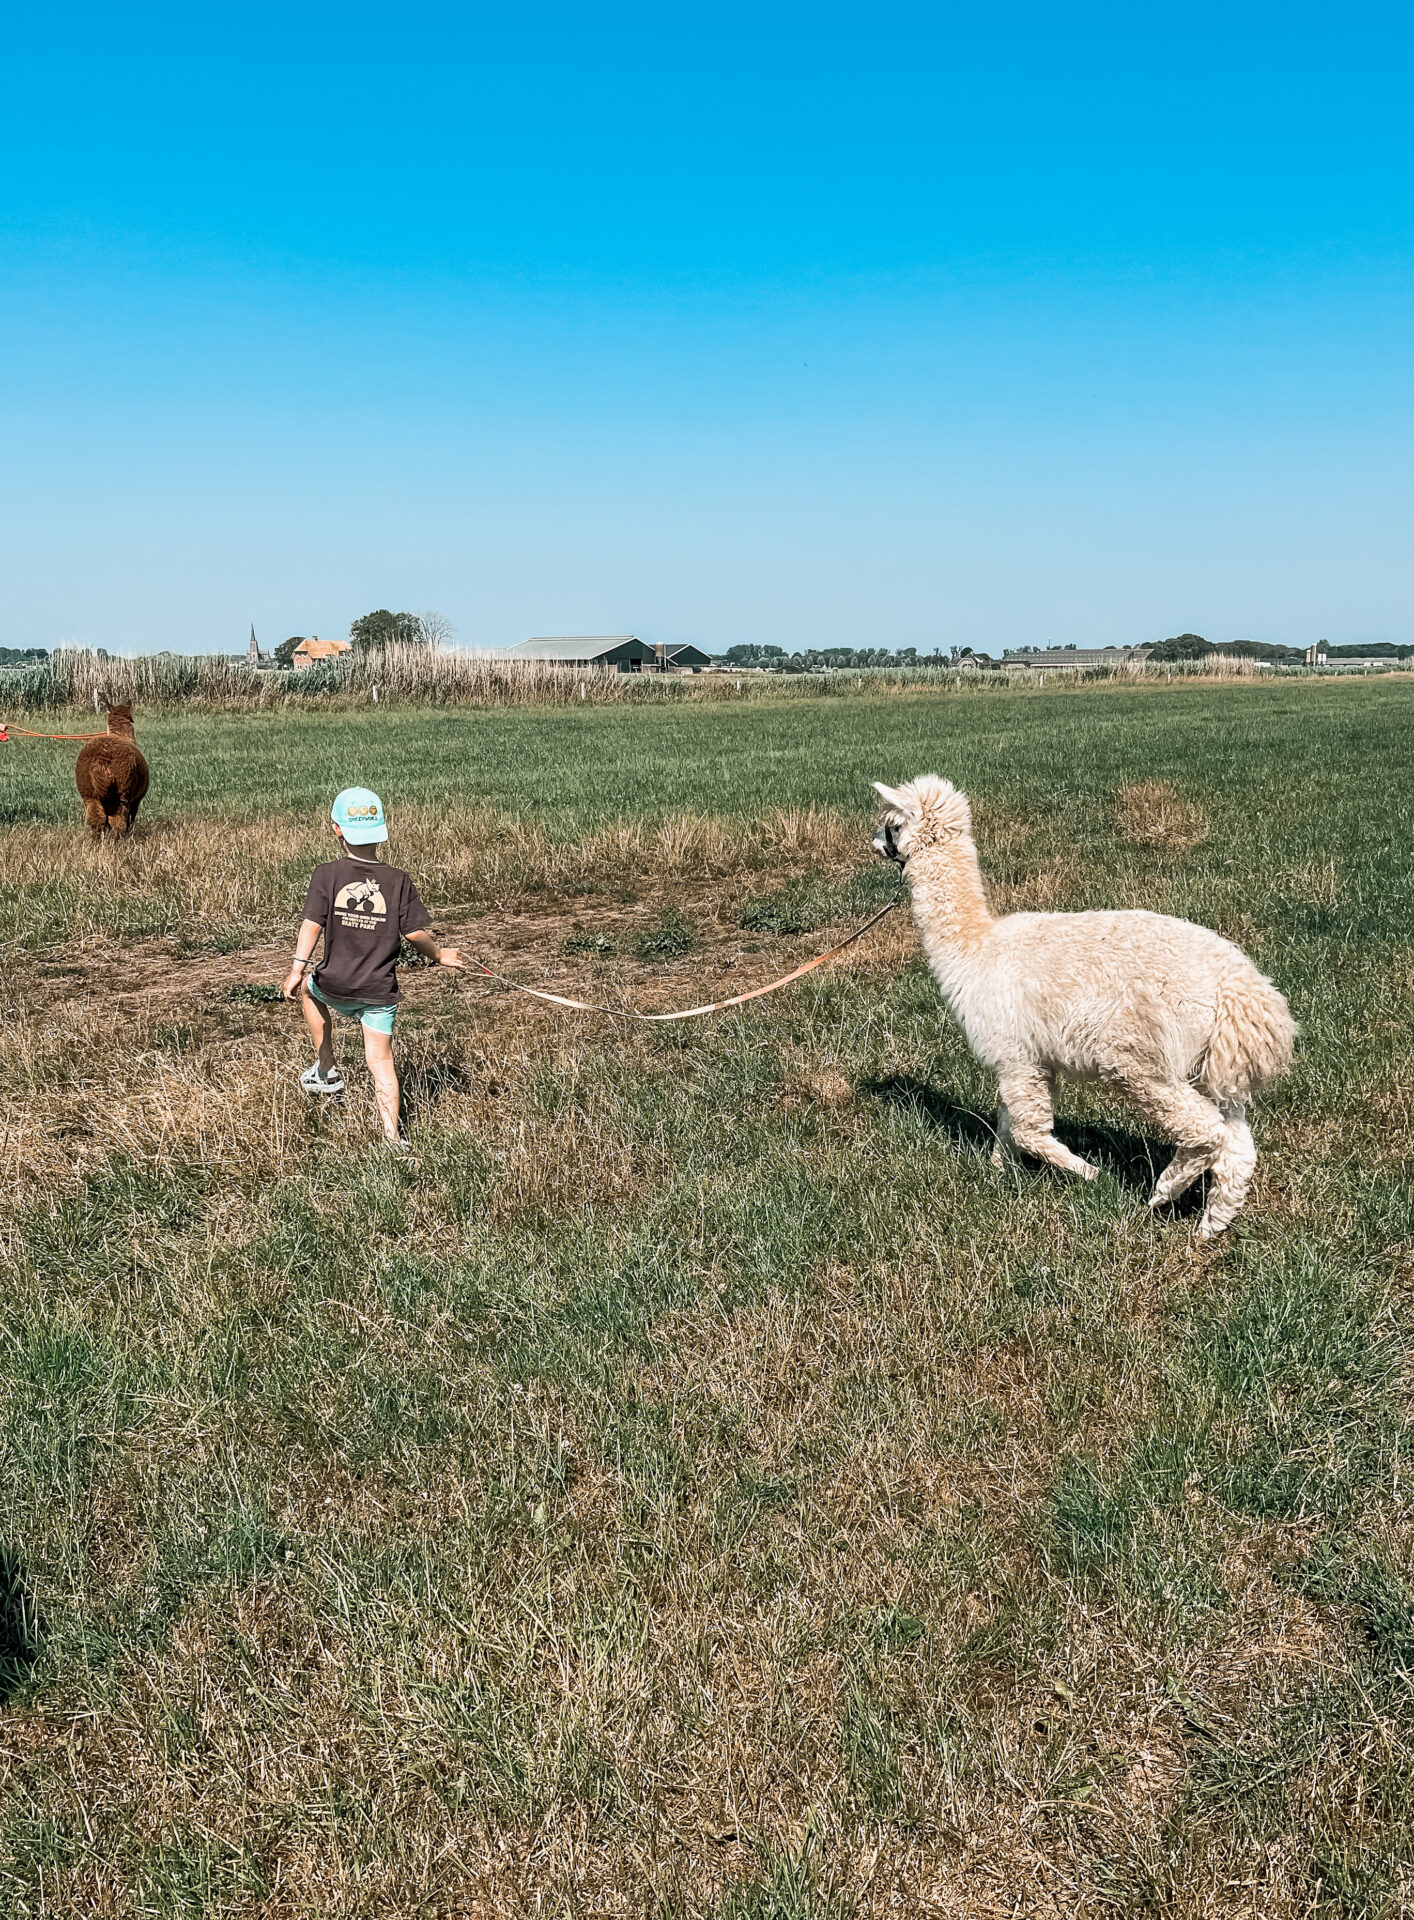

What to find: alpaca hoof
left=1195, top=1213, right=1227, bottom=1240
left=990, top=1145, right=1006, bottom=1170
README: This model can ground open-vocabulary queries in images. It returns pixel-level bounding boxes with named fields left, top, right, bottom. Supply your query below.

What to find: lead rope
left=0, top=723, right=109, bottom=743
left=445, top=897, right=900, bottom=1022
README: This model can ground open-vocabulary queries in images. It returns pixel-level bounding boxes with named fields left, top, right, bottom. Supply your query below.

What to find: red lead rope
left=0, top=723, right=108, bottom=744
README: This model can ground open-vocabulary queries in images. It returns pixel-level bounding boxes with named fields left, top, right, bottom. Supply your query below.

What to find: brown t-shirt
left=302, top=856, right=432, bottom=1008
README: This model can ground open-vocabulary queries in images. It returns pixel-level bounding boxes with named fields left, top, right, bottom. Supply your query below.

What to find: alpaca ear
left=872, top=781, right=906, bottom=811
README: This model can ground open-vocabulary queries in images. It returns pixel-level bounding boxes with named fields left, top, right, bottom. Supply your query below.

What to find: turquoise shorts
left=309, top=980, right=397, bottom=1036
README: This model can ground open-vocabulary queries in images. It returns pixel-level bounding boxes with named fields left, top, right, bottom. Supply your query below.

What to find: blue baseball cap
left=331, top=786, right=388, bottom=846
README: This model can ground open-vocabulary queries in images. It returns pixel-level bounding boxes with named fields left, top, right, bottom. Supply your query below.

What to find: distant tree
left=721, top=643, right=786, bottom=665
left=0, top=646, right=49, bottom=666
left=275, top=636, right=303, bottom=668
left=1148, top=633, right=1213, bottom=662
left=1324, top=642, right=1414, bottom=660
left=411, top=610, right=453, bottom=648
left=350, top=609, right=422, bottom=652
left=767, top=645, right=957, bottom=674
left=1220, top=640, right=1301, bottom=662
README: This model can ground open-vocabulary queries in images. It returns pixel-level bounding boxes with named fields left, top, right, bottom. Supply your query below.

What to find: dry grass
left=2, top=686, right=1412, bottom=1916
left=1114, top=781, right=1210, bottom=852
left=0, top=803, right=866, bottom=953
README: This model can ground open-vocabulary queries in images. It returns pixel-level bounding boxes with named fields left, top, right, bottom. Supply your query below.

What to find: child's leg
left=361, top=1022, right=401, bottom=1140
left=300, top=984, right=337, bottom=1074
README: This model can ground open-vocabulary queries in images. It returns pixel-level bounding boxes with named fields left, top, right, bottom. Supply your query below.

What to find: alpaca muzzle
left=873, top=820, right=906, bottom=867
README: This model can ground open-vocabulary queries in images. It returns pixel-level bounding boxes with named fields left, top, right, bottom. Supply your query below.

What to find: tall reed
left=0, top=641, right=1360, bottom=715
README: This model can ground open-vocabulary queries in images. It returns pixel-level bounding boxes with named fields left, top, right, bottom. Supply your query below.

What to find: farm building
left=292, top=637, right=352, bottom=671
left=506, top=636, right=672, bottom=673
left=653, top=642, right=712, bottom=672
left=505, top=637, right=713, bottom=673
left=1014, top=645, right=1152, bottom=670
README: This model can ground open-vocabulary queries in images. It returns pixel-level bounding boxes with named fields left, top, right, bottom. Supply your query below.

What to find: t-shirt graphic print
left=302, top=856, right=431, bottom=1008
left=333, top=876, right=388, bottom=928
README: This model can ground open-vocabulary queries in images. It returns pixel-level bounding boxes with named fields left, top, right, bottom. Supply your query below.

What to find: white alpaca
left=873, top=775, right=1295, bottom=1237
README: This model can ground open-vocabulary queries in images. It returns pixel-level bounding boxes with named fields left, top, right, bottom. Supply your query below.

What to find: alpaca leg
left=990, top=1101, right=1016, bottom=1169
left=107, top=809, right=130, bottom=836
left=1198, top=1108, right=1256, bottom=1239
left=1124, top=1081, right=1229, bottom=1212
left=83, top=798, right=107, bottom=837
left=1151, top=1144, right=1209, bottom=1208
left=995, top=1069, right=1099, bottom=1181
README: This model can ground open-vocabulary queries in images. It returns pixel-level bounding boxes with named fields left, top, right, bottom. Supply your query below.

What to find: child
left=283, top=786, right=463, bottom=1146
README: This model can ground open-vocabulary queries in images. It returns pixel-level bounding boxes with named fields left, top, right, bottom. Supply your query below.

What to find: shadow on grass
left=863, top=1075, right=1186, bottom=1199
left=403, top=1057, right=475, bottom=1117
left=0, top=1547, right=41, bottom=1702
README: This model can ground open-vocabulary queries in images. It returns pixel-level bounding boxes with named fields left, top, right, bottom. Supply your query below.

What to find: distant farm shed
left=505, top=636, right=715, bottom=673
left=1016, top=645, right=1152, bottom=671
left=507, top=637, right=657, bottom=672
left=654, top=642, right=712, bottom=673
left=292, top=638, right=352, bottom=671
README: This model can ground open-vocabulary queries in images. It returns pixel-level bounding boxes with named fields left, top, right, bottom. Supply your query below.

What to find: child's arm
left=282, top=918, right=324, bottom=1000
left=405, top=928, right=464, bottom=970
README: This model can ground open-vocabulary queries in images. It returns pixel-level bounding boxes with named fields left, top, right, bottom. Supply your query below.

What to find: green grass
left=1, top=676, right=1412, bottom=1915
left=0, top=673, right=1406, bottom=834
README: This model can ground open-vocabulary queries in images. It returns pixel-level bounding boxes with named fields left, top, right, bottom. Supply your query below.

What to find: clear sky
left=2, top=2, right=1410, bottom=655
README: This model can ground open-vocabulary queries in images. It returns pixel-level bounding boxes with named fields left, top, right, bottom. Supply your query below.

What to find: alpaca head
left=105, top=702, right=136, bottom=737
left=872, top=776, right=973, bottom=864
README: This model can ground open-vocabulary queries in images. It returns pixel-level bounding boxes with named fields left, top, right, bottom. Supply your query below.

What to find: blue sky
left=2, top=2, right=1410, bottom=654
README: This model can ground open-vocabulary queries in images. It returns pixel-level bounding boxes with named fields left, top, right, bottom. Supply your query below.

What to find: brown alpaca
left=75, top=700, right=150, bottom=837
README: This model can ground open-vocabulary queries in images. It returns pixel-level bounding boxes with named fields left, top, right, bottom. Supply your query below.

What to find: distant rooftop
left=507, top=636, right=651, bottom=662
left=1015, top=645, right=1152, bottom=669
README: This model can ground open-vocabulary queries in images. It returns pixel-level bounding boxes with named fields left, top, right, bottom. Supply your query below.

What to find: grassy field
left=1, top=676, right=1411, bottom=1915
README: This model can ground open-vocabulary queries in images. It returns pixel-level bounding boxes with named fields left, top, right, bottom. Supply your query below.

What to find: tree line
left=717, top=635, right=1414, bottom=670
left=1146, top=633, right=1414, bottom=663
left=718, top=644, right=957, bottom=671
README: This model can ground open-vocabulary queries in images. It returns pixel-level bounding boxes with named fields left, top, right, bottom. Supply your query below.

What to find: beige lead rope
left=450, top=897, right=900, bottom=1023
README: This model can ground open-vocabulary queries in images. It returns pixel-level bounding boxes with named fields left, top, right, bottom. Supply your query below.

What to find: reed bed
left=0, top=640, right=1357, bottom=716
left=3, top=648, right=690, bottom=713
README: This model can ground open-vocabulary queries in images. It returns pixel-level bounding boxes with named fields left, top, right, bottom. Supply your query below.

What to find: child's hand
left=437, top=947, right=465, bottom=971
left=282, top=967, right=306, bottom=1000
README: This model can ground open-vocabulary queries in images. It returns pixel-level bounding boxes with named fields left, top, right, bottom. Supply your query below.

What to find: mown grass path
left=1, top=678, right=1411, bottom=1915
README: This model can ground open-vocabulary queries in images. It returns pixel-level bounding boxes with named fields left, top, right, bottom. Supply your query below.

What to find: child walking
left=283, top=786, right=463, bottom=1146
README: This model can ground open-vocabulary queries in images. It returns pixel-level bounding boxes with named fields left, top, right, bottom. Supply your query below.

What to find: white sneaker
left=300, top=1063, right=345, bottom=1095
